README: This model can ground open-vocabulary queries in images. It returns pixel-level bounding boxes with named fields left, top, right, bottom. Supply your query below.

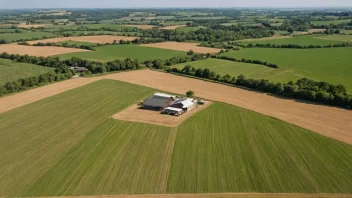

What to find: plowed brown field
left=27, top=35, right=139, bottom=45
left=141, top=42, right=221, bottom=53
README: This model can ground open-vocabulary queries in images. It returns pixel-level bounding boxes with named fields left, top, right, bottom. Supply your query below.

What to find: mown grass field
left=316, top=35, right=352, bottom=42
left=57, top=44, right=186, bottom=62
left=175, top=26, right=205, bottom=33
left=241, top=35, right=349, bottom=45
left=0, top=32, right=55, bottom=42
left=168, top=103, right=352, bottom=193
left=223, top=48, right=352, bottom=92
left=0, top=80, right=351, bottom=196
left=0, top=58, right=54, bottom=85
left=171, top=58, right=303, bottom=83
left=310, top=19, right=352, bottom=25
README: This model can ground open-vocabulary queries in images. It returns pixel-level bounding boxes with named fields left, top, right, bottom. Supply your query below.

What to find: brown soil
left=112, top=102, right=211, bottom=127
left=141, top=42, right=221, bottom=53
left=123, top=25, right=157, bottom=29
left=308, top=29, right=326, bottom=33
left=27, top=35, right=139, bottom=45
left=0, top=44, right=89, bottom=57
left=104, top=70, right=352, bottom=145
left=17, top=24, right=50, bottom=28
left=238, top=35, right=292, bottom=42
left=159, top=25, right=186, bottom=30
left=27, top=193, right=352, bottom=198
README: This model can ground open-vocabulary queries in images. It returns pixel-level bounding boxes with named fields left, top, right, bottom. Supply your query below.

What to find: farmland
left=223, top=48, right=352, bottom=92
left=316, top=35, right=352, bottom=42
left=0, top=58, right=54, bottom=85
left=0, top=32, right=55, bottom=42
left=310, top=19, right=352, bottom=25
left=171, top=58, right=303, bottom=83
left=0, top=80, right=351, bottom=197
left=168, top=103, right=352, bottom=193
left=57, top=44, right=186, bottom=62
left=241, top=35, right=350, bottom=45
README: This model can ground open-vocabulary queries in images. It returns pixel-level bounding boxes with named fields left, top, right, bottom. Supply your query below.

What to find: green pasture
left=171, top=58, right=303, bottom=83
left=168, top=103, right=352, bottom=193
left=0, top=32, right=55, bottom=42
left=310, top=19, right=352, bottom=25
left=241, top=35, right=349, bottom=45
left=175, top=26, right=205, bottom=33
left=0, top=80, right=351, bottom=197
left=57, top=45, right=186, bottom=62
left=315, top=35, right=352, bottom=42
left=56, top=40, right=98, bottom=47
left=223, top=48, right=352, bottom=92
left=0, top=58, right=54, bottom=86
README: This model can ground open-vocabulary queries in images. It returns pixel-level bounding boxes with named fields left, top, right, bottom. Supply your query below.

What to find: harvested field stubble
left=27, top=35, right=139, bottom=45
left=0, top=44, right=89, bottom=57
left=141, top=42, right=221, bottom=53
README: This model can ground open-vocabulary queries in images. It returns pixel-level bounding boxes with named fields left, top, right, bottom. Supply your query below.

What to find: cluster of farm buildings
left=143, top=92, right=202, bottom=116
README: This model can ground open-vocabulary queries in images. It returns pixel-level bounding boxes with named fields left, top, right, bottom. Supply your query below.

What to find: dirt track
left=141, top=42, right=221, bottom=53
left=27, top=35, right=139, bottom=45
left=27, top=193, right=352, bottom=198
left=0, top=70, right=351, bottom=145
left=0, top=44, right=89, bottom=56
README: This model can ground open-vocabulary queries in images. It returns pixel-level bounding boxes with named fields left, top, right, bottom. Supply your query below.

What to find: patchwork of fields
left=57, top=44, right=187, bottom=62
left=171, top=58, right=303, bottom=83
left=0, top=32, right=55, bottom=42
left=241, top=35, right=350, bottom=45
left=0, top=58, right=54, bottom=86
left=223, top=48, right=352, bottom=92
left=0, top=80, right=351, bottom=197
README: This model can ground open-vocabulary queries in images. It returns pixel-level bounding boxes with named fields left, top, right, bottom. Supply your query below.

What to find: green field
left=241, top=35, right=349, bottom=45
left=0, top=80, right=351, bottom=196
left=310, top=19, right=352, bottom=25
left=168, top=103, right=352, bottom=193
left=223, top=48, right=352, bottom=92
left=0, top=32, right=55, bottom=42
left=0, top=58, right=54, bottom=85
left=57, top=45, right=186, bottom=62
left=316, top=35, right=352, bottom=42
left=175, top=26, right=205, bottom=33
left=56, top=40, right=98, bottom=47
left=171, top=58, right=303, bottom=83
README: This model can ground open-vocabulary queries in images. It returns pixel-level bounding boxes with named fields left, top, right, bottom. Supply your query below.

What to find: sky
left=1, top=0, right=352, bottom=9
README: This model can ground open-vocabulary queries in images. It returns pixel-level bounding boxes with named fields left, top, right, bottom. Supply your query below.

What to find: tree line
left=0, top=53, right=141, bottom=75
left=241, top=42, right=352, bottom=49
left=212, top=55, right=279, bottom=68
left=143, top=53, right=210, bottom=69
left=168, top=65, right=351, bottom=109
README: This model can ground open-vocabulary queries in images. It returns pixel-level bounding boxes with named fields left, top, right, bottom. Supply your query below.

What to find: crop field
left=0, top=80, right=351, bottom=196
left=168, top=103, right=352, bottom=193
left=310, top=19, right=352, bottom=25
left=223, top=48, right=352, bottom=92
left=56, top=40, right=98, bottom=47
left=0, top=58, right=54, bottom=85
left=141, top=42, right=221, bottom=53
left=241, top=35, right=349, bottom=45
left=315, top=35, right=352, bottom=42
left=57, top=44, right=186, bottom=62
left=0, top=32, right=55, bottom=42
left=171, top=58, right=303, bottom=83
left=27, top=35, right=139, bottom=45
left=175, top=26, right=205, bottom=33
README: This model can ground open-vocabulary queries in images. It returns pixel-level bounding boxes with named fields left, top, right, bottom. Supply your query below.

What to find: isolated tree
left=186, top=90, right=195, bottom=98
left=187, top=50, right=194, bottom=55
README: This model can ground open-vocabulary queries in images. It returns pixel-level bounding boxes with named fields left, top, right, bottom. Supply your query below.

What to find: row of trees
left=242, top=42, right=352, bottom=49
left=144, top=53, right=210, bottom=69
left=0, top=53, right=141, bottom=74
left=168, top=65, right=351, bottom=109
left=0, top=70, right=74, bottom=96
left=31, top=42, right=95, bottom=50
left=213, top=55, right=279, bottom=68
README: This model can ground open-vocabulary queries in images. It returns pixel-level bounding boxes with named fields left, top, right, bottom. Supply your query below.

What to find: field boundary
left=22, top=193, right=352, bottom=198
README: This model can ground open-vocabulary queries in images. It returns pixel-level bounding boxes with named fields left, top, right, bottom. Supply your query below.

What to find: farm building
left=170, top=98, right=196, bottom=111
left=164, top=107, right=184, bottom=116
left=143, top=93, right=175, bottom=110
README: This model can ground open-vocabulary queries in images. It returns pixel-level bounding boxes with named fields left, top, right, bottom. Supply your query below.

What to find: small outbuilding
left=164, top=107, right=184, bottom=116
